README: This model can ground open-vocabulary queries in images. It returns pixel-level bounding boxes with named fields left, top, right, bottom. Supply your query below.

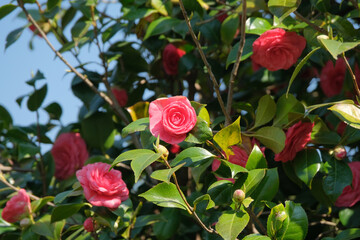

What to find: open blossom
left=162, top=44, right=186, bottom=75
left=251, top=28, right=306, bottom=71
left=84, top=217, right=94, bottom=232
left=111, top=87, right=128, bottom=107
left=335, top=161, right=360, bottom=207
left=51, top=132, right=89, bottom=180
left=76, top=163, right=129, bottom=209
left=320, top=58, right=360, bottom=97
left=274, top=121, right=314, bottom=163
left=149, top=96, right=197, bottom=144
left=1, top=189, right=31, bottom=223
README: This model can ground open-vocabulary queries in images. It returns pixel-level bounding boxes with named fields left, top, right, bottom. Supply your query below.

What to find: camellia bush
left=2, top=0, right=360, bottom=239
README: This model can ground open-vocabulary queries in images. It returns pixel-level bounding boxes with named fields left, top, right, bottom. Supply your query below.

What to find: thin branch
left=0, top=164, right=34, bottom=173
left=225, top=0, right=247, bottom=126
left=195, top=8, right=234, bottom=26
left=294, top=11, right=328, bottom=35
left=342, top=54, right=360, bottom=98
left=178, top=0, right=231, bottom=124
left=246, top=208, right=267, bottom=235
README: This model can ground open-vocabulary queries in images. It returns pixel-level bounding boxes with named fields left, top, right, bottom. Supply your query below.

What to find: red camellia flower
left=29, top=24, right=42, bottom=37
left=149, top=96, right=197, bottom=144
left=76, top=162, right=129, bottom=209
left=274, top=121, right=314, bottom=163
left=51, top=132, right=89, bottom=180
left=111, top=87, right=128, bottom=107
left=162, top=44, right=186, bottom=75
left=320, top=59, right=360, bottom=97
left=335, top=161, right=360, bottom=207
left=170, top=144, right=181, bottom=154
left=251, top=28, right=306, bottom=71
left=1, top=189, right=31, bottom=223
left=84, top=217, right=94, bottom=232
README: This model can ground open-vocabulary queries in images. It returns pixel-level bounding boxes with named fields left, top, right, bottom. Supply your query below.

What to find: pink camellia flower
left=83, top=217, right=94, bottom=232
left=149, top=96, right=197, bottom=144
left=274, top=121, right=314, bottom=163
left=251, top=28, right=306, bottom=71
left=335, top=161, right=360, bottom=207
left=76, top=162, right=129, bottom=209
left=1, top=189, right=31, bottom=223
left=320, top=59, right=360, bottom=97
left=111, top=87, right=128, bottom=107
left=162, top=44, right=186, bottom=75
left=51, top=132, right=89, bottom=180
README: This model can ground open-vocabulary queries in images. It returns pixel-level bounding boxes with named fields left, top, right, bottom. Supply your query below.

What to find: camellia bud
left=334, top=145, right=346, bottom=160
left=20, top=218, right=31, bottom=228
left=233, top=189, right=245, bottom=203
left=84, top=217, right=94, bottom=232
left=157, top=144, right=169, bottom=159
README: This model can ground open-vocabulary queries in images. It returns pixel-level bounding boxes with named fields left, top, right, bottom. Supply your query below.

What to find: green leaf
left=226, top=37, right=257, bottom=68
left=193, top=194, right=215, bottom=210
left=0, top=105, right=13, bottom=130
left=54, top=190, right=73, bottom=204
left=245, top=17, right=272, bottom=35
left=80, top=112, right=114, bottom=149
left=112, top=149, right=155, bottom=168
left=31, top=196, right=55, bottom=213
left=214, top=117, right=242, bottom=157
left=273, top=94, right=304, bottom=127
left=293, top=149, right=321, bottom=188
left=5, top=27, right=24, bottom=49
left=216, top=210, right=250, bottom=240
left=242, top=169, right=266, bottom=196
left=31, top=215, right=65, bottom=240
left=51, top=203, right=87, bottom=223
left=246, top=145, right=267, bottom=170
left=122, top=117, right=149, bottom=137
left=334, top=228, right=360, bottom=240
left=185, top=117, right=213, bottom=144
left=283, top=201, right=308, bottom=240
left=242, top=234, right=271, bottom=240
left=318, top=38, right=360, bottom=60
left=144, top=17, right=180, bottom=40
left=151, top=163, right=185, bottom=183
left=151, top=0, right=168, bottom=16
left=329, top=103, right=360, bottom=130
left=221, top=14, right=239, bottom=45
left=253, top=95, right=276, bottom=129
left=170, top=147, right=215, bottom=167
left=323, top=157, right=353, bottom=202
left=47, top=0, right=61, bottom=10
left=27, top=84, right=47, bottom=112
left=208, top=180, right=233, bottom=205
left=286, top=47, right=320, bottom=96
left=153, top=208, right=180, bottom=240
left=133, top=214, right=165, bottom=228
left=339, top=207, right=360, bottom=228
left=251, top=168, right=279, bottom=207
left=139, top=182, right=188, bottom=210
left=131, top=152, right=162, bottom=182
left=268, top=0, right=301, bottom=22
left=249, top=126, right=285, bottom=154
left=71, top=19, right=91, bottom=42
left=267, top=203, right=289, bottom=240
left=44, top=102, right=62, bottom=120
left=0, top=4, right=17, bottom=20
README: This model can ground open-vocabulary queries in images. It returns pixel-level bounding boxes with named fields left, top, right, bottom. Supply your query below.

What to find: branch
left=294, top=11, right=328, bottom=35
left=0, top=164, right=34, bottom=173
left=246, top=208, right=267, bottom=235
left=342, top=54, right=360, bottom=98
left=178, top=0, right=231, bottom=124
left=225, top=0, right=247, bottom=126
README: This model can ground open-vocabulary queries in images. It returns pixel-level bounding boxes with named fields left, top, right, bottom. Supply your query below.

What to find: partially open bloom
left=111, top=87, right=128, bottom=107
left=335, top=161, right=360, bottom=207
left=1, top=189, right=31, bottom=223
left=149, top=96, right=197, bottom=144
left=274, top=121, right=314, bottom=163
left=251, top=28, right=306, bottom=71
left=84, top=217, right=94, bottom=232
left=51, top=132, right=88, bottom=180
left=162, top=44, right=186, bottom=75
left=76, top=163, right=129, bottom=209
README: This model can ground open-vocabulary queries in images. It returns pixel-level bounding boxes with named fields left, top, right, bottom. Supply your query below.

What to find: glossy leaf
left=144, top=17, right=180, bottom=40
left=151, top=0, right=168, bottom=16
left=127, top=101, right=149, bottom=121
left=250, top=126, right=285, bottom=154
left=339, top=207, right=360, bottom=228
left=268, top=0, right=301, bottom=22
left=242, top=169, right=266, bottom=196
left=292, top=149, right=321, bottom=188
left=245, top=17, right=272, bottom=35
left=0, top=4, right=17, bottom=20
left=51, top=203, right=87, bottom=223
left=333, top=228, right=360, bottom=240
left=214, top=117, right=241, bottom=157
left=242, top=234, right=271, bottom=240
left=0, top=105, right=13, bottom=130
left=329, top=103, right=360, bottom=130
left=139, top=182, right=188, bottom=210
left=267, top=203, right=289, bottom=240
left=283, top=201, right=308, bottom=240
left=318, top=38, right=360, bottom=59
left=151, top=163, right=185, bottom=183
left=251, top=168, right=279, bottom=207
left=5, top=27, right=24, bottom=49
left=170, top=147, right=215, bottom=167
left=44, top=102, right=62, bottom=120
left=246, top=145, right=267, bottom=170
left=253, top=95, right=276, bottom=129
left=221, top=14, right=239, bottom=45
left=208, top=180, right=233, bottom=205
left=193, top=194, right=215, bottom=210
left=226, top=37, right=257, bottom=68
left=185, top=117, right=213, bottom=144
left=27, top=84, right=47, bottom=112
left=153, top=208, right=180, bottom=240
left=273, top=94, right=305, bottom=127
left=216, top=210, right=249, bottom=240
left=122, top=117, right=149, bottom=137
left=131, top=152, right=162, bottom=182
left=112, top=149, right=155, bottom=168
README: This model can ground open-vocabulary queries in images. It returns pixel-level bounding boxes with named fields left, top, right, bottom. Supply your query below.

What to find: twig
left=246, top=208, right=267, bottom=235
left=0, top=164, right=34, bottom=172
left=225, top=0, right=247, bottom=126
left=178, top=0, right=231, bottom=124
left=342, top=54, right=360, bottom=98
left=309, top=219, right=338, bottom=227
left=195, top=9, right=233, bottom=26
left=294, top=11, right=328, bottom=35
left=206, top=140, right=226, bottom=159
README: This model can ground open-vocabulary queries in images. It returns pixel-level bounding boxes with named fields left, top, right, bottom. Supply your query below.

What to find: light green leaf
left=329, top=103, right=360, bottom=129
left=122, top=117, right=149, bottom=137
left=144, top=17, right=180, bottom=40
left=216, top=210, right=250, bottom=240
left=242, top=234, right=271, bottom=240
left=267, top=203, right=289, bottom=240
left=214, top=117, right=242, bottom=157
left=273, top=94, right=304, bottom=127
left=283, top=201, right=308, bottom=240
left=111, top=149, right=154, bottom=168
left=254, top=95, right=276, bottom=129
left=318, top=38, right=360, bottom=60
left=170, top=147, right=215, bottom=167
left=249, top=126, right=286, bottom=154
left=151, top=163, right=185, bottom=183
left=245, top=17, right=272, bottom=35
left=151, top=0, right=168, bottom=16
left=242, top=169, right=266, bottom=196
left=292, top=149, right=321, bottom=188
left=246, top=145, right=267, bottom=170
left=131, top=152, right=162, bottom=182
left=139, top=182, right=188, bottom=210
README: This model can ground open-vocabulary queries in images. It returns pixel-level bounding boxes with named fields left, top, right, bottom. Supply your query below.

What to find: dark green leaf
left=0, top=105, right=13, bottom=129
left=0, top=4, right=17, bottom=20
left=226, top=37, right=257, bottom=68
left=208, top=180, right=233, bottom=205
left=153, top=208, right=180, bottom=240
left=339, top=207, right=360, bottom=228
left=18, top=142, right=40, bottom=160
left=283, top=201, right=308, bottom=240
left=27, top=84, right=47, bottom=111
left=292, top=149, right=321, bottom=188
left=51, top=203, right=87, bottom=223
left=170, top=147, right=215, bottom=167
left=44, top=102, right=62, bottom=120
left=185, top=117, right=213, bottom=144
left=221, top=14, right=239, bottom=45
left=31, top=196, right=55, bottom=213
left=216, top=210, right=250, bottom=240
left=47, top=0, right=61, bottom=10
left=133, top=214, right=165, bottom=228
left=251, top=168, right=279, bottom=207
left=122, top=118, right=149, bottom=137
left=268, top=0, right=301, bottom=22
left=5, top=27, right=24, bottom=49
left=144, top=17, right=180, bottom=40
left=334, top=228, right=360, bottom=240
left=250, top=126, right=285, bottom=154
left=131, top=152, right=162, bottom=182
left=273, top=94, right=304, bottom=127
left=253, top=95, right=276, bottom=129
left=242, top=169, right=266, bottom=196
left=193, top=194, right=215, bottom=210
